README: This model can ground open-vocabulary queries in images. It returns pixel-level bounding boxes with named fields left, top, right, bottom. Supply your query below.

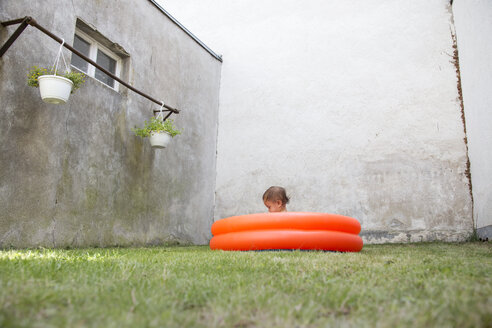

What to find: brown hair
left=262, top=186, right=290, bottom=206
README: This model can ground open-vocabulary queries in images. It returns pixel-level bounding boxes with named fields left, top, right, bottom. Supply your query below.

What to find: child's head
left=263, top=186, right=289, bottom=213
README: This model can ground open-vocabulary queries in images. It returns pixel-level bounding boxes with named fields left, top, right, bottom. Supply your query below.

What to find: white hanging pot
left=149, top=131, right=172, bottom=148
left=38, top=75, right=73, bottom=104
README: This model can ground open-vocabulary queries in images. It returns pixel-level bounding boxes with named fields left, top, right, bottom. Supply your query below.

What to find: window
left=71, top=28, right=122, bottom=90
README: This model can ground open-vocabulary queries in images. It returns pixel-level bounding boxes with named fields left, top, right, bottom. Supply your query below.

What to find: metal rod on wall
left=0, top=16, right=180, bottom=115
left=0, top=17, right=30, bottom=57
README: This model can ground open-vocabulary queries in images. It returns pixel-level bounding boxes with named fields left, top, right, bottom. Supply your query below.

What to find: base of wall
left=361, top=229, right=473, bottom=244
left=477, top=225, right=492, bottom=240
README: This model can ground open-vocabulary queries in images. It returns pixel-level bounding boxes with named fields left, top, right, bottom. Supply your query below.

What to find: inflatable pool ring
left=210, top=212, right=363, bottom=252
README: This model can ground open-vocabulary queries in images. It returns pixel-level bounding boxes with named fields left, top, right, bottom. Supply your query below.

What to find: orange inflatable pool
left=210, top=212, right=363, bottom=252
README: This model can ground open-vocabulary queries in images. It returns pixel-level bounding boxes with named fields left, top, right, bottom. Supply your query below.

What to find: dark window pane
left=71, top=34, right=90, bottom=72
left=95, top=49, right=116, bottom=87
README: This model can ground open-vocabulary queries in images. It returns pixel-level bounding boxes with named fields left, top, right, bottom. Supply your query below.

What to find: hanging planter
left=37, top=75, right=73, bottom=104
left=26, top=39, right=85, bottom=104
left=149, top=131, right=172, bottom=149
left=133, top=103, right=182, bottom=149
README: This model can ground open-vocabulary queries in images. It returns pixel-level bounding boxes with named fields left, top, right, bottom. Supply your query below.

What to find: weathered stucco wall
left=453, top=0, right=492, bottom=240
left=0, top=0, right=221, bottom=247
left=162, top=0, right=473, bottom=243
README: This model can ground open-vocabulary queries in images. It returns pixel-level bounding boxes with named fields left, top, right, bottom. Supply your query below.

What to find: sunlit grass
left=0, top=243, right=491, bottom=327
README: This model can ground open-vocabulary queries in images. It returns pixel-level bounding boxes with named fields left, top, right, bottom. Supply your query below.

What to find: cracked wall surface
left=453, top=0, right=492, bottom=240
left=0, top=0, right=221, bottom=247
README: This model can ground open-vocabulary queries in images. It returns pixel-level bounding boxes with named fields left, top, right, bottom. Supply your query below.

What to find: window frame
left=71, top=29, right=122, bottom=91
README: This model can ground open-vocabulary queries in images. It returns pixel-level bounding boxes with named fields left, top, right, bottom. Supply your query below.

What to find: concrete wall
left=0, top=0, right=221, bottom=247
left=452, top=0, right=492, bottom=240
left=161, top=0, right=473, bottom=243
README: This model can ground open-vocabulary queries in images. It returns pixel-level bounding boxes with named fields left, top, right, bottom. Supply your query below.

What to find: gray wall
left=453, top=0, right=492, bottom=240
left=0, top=0, right=222, bottom=247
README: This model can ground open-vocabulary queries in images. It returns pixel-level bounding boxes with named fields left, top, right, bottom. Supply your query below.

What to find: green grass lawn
left=0, top=243, right=491, bottom=328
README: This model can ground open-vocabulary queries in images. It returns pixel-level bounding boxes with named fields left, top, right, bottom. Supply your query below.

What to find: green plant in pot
left=27, top=66, right=85, bottom=104
left=133, top=117, right=182, bottom=149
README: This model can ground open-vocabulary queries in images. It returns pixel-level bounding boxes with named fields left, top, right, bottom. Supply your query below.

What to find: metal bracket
left=0, top=16, right=180, bottom=117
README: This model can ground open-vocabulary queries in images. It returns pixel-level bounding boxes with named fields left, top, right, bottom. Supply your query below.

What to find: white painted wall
left=161, top=0, right=473, bottom=242
left=453, top=0, right=492, bottom=239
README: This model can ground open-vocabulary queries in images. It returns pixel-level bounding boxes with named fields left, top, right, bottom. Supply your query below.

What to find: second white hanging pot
left=149, top=131, right=172, bottom=148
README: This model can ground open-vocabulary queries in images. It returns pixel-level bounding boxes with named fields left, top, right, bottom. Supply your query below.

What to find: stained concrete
left=1, top=0, right=483, bottom=247
left=0, top=0, right=221, bottom=247
left=452, top=0, right=492, bottom=240
left=161, top=0, right=474, bottom=243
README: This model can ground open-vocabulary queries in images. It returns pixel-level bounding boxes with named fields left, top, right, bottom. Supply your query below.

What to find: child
left=263, top=186, right=289, bottom=213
